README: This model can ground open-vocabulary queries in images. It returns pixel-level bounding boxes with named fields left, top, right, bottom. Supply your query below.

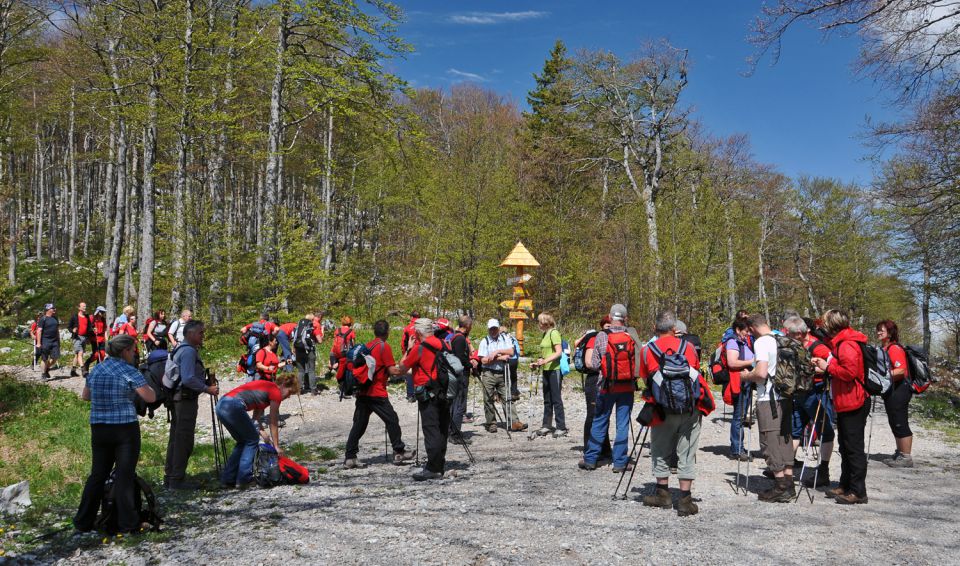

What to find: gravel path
left=6, top=364, right=960, bottom=565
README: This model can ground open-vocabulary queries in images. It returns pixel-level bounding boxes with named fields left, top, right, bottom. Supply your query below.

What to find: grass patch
left=285, top=442, right=338, bottom=462
left=0, top=338, right=32, bottom=366
left=0, top=373, right=219, bottom=558
left=915, top=389, right=960, bottom=443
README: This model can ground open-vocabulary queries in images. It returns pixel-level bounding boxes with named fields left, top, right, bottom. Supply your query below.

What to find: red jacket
left=828, top=328, right=868, bottom=413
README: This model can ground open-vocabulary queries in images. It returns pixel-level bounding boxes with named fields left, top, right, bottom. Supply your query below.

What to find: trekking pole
left=491, top=399, right=512, bottom=440
left=453, top=430, right=476, bottom=464
left=415, top=406, right=421, bottom=466
left=866, top=395, right=877, bottom=457
left=296, top=391, right=306, bottom=423
left=612, top=425, right=647, bottom=500
left=795, top=397, right=823, bottom=503
left=384, top=426, right=389, bottom=464
left=209, top=394, right=223, bottom=478
left=504, top=365, right=513, bottom=431
left=620, top=426, right=649, bottom=500
left=742, top=385, right=755, bottom=496
left=526, top=369, right=537, bottom=441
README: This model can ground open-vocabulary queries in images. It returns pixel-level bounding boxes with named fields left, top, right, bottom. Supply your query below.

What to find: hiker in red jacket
left=812, top=309, right=870, bottom=505
left=876, top=319, right=914, bottom=468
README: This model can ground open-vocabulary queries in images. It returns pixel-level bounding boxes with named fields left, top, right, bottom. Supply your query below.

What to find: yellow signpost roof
left=499, top=241, right=540, bottom=267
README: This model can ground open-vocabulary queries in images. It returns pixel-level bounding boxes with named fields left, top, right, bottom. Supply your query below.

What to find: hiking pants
left=346, top=396, right=407, bottom=459
left=164, top=395, right=199, bottom=485
left=651, top=412, right=702, bottom=480
left=480, top=370, right=518, bottom=425
left=730, top=387, right=753, bottom=456
left=83, top=341, right=107, bottom=371
left=418, top=397, right=451, bottom=474
left=541, top=369, right=566, bottom=430
left=757, top=400, right=794, bottom=473
left=216, top=396, right=259, bottom=485
left=74, top=423, right=141, bottom=532
left=792, top=389, right=836, bottom=443
left=584, top=391, right=633, bottom=468
left=837, top=400, right=870, bottom=498
left=276, top=330, right=292, bottom=360
left=449, top=372, right=470, bottom=436
left=295, top=348, right=317, bottom=391
left=582, top=373, right=611, bottom=458
left=884, top=379, right=913, bottom=438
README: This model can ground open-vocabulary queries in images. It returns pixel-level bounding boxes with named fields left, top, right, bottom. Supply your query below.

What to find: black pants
left=583, top=373, right=612, bottom=457
left=74, top=423, right=141, bottom=532
left=165, top=395, right=199, bottom=484
left=884, top=379, right=913, bottom=439
left=509, top=360, right=520, bottom=398
left=345, top=396, right=406, bottom=459
left=542, top=369, right=566, bottom=430
left=837, top=400, right=870, bottom=498
left=418, top=396, right=451, bottom=474
left=449, top=373, right=469, bottom=436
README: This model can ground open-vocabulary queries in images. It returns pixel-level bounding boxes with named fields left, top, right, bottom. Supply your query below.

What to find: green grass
left=0, top=374, right=218, bottom=557
left=0, top=338, right=32, bottom=366
left=914, top=388, right=960, bottom=444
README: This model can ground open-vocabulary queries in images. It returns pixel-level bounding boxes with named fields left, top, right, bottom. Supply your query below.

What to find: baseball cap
left=44, top=303, right=55, bottom=311
left=436, top=317, right=451, bottom=330
left=94, top=306, right=106, bottom=314
left=675, top=320, right=688, bottom=334
left=487, top=318, right=500, bottom=329
left=609, top=304, right=627, bottom=322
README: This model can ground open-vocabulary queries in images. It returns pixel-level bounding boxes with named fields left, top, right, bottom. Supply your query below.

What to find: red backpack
left=278, top=456, right=310, bottom=484
left=331, top=327, right=355, bottom=360
left=600, top=330, right=635, bottom=382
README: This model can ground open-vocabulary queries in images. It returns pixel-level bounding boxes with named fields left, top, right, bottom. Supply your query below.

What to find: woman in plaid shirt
left=74, top=335, right=156, bottom=533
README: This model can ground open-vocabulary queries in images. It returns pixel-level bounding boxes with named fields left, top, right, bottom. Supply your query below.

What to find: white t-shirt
left=752, top=334, right=779, bottom=403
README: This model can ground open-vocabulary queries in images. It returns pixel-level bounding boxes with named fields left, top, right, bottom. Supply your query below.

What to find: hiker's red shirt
left=402, top=335, right=442, bottom=388
left=225, top=379, right=282, bottom=412
left=886, top=342, right=910, bottom=383
left=255, top=348, right=280, bottom=381
left=360, top=339, right=396, bottom=398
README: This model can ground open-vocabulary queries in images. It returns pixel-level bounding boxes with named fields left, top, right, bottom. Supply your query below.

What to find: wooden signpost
left=499, top=241, right=540, bottom=351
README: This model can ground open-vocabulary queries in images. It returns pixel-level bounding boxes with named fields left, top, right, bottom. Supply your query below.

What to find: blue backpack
left=648, top=338, right=700, bottom=414
left=573, top=331, right=599, bottom=374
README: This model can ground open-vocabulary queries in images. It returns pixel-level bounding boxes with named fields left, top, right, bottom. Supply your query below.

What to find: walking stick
left=527, top=369, right=538, bottom=441
left=415, top=405, right=421, bottom=466
left=209, top=394, right=223, bottom=478
left=296, top=391, right=306, bottom=423
left=452, top=430, right=476, bottom=464
left=866, top=395, right=877, bottom=457
left=612, top=425, right=647, bottom=500
left=795, top=396, right=824, bottom=503
left=384, top=426, right=389, bottom=464
left=504, top=365, right=514, bottom=431
left=738, top=384, right=756, bottom=495
left=492, top=399, right=512, bottom=440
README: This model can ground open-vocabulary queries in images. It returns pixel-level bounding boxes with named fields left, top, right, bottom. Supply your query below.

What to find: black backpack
left=134, top=351, right=170, bottom=419
left=573, top=331, right=599, bottom=374
left=904, top=345, right=932, bottom=394
left=420, top=341, right=464, bottom=402
left=292, top=318, right=316, bottom=353
left=94, top=471, right=162, bottom=535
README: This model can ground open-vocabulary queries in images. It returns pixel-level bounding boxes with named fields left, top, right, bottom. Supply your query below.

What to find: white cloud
left=446, top=68, right=489, bottom=82
left=448, top=11, right=548, bottom=25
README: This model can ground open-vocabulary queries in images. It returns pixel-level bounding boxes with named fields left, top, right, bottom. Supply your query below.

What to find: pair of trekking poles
left=206, top=371, right=229, bottom=479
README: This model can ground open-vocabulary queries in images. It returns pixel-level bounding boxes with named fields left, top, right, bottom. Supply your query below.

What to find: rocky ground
left=5, top=363, right=960, bottom=565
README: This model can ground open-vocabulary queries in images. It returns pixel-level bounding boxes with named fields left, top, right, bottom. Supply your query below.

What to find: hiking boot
left=553, top=429, right=568, bottom=438
left=885, top=453, right=914, bottom=468
left=642, top=487, right=672, bottom=509
left=412, top=469, right=443, bottom=481
left=826, top=485, right=845, bottom=499
left=42, top=372, right=51, bottom=381
left=762, top=469, right=775, bottom=480
left=835, top=492, right=868, bottom=505
left=758, top=476, right=795, bottom=503
left=70, top=368, right=79, bottom=377
left=343, top=458, right=360, bottom=469
left=511, top=421, right=528, bottom=432
left=536, top=427, right=552, bottom=437
left=167, top=480, right=201, bottom=491
left=236, top=480, right=257, bottom=490
left=486, top=424, right=498, bottom=433
left=577, top=459, right=597, bottom=471
left=393, top=451, right=416, bottom=465
left=462, top=415, right=475, bottom=424
left=676, top=494, right=699, bottom=517
left=450, top=434, right=472, bottom=445
left=802, top=463, right=831, bottom=488
left=406, top=396, right=416, bottom=403
left=612, top=462, right=635, bottom=474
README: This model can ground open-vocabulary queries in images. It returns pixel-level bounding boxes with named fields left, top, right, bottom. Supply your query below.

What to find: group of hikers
left=29, top=298, right=926, bottom=532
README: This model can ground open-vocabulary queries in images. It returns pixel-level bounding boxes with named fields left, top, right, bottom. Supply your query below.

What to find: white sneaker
left=553, top=429, right=569, bottom=438
left=536, top=427, right=552, bottom=436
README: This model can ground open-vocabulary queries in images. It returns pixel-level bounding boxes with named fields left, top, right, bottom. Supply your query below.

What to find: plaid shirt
left=87, top=357, right=147, bottom=425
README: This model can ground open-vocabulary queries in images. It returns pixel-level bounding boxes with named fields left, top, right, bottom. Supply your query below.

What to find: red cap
left=436, top=317, right=451, bottom=330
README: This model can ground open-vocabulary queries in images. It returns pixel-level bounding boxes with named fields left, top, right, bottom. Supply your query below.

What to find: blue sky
left=387, top=1, right=901, bottom=185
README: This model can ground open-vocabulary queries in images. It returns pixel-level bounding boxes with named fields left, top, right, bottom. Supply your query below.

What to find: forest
left=0, top=0, right=958, bottom=353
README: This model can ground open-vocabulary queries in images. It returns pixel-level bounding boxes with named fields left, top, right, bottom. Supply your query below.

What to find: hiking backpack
left=772, top=334, right=816, bottom=397
left=291, top=318, right=316, bottom=353
left=135, top=350, right=171, bottom=418
left=255, top=444, right=283, bottom=487
left=161, top=345, right=187, bottom=392
left=331, top=328, right=355, bottom=359
left=903, top=345, right=932, bottom=394
left=241, top=322, right=270, bottom=349
left=854, top=342, right=892, bottom=396
left=573, top=331, right=599, bottom=374
left=421, top=341, right=464, bottom=401
left=94, top=471, right=162, bottom=535
left=600, top=330, right=636, bottom=382
left=707, top=342, right=731, bottom=386
left=337, top=343, right=376, bottom=399
left=647, top=338, right=700, bottom=414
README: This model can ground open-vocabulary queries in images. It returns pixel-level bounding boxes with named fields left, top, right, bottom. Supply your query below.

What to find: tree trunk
left=138, top=66, right=158, bottom=325
left=922, top=254, right=931, bottom=355
left=67, top=84, right=78, bottom=261
left=104, top=34, right=128, bottom=324
left=261, top=5, right=288, bottom=294
left=170, top=0, right=195, bottom=313
left=322, top=104, right=334, bottom=271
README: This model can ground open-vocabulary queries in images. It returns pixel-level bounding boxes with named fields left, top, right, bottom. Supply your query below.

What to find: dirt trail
left=5, top=364, right=959, bottom=565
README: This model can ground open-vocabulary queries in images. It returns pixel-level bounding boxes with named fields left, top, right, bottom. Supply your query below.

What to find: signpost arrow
left=509, top=311, right=528, bottom=320
left=499, top=300, right=516, bottom=310
left=506, top=273, right=533, bottom=286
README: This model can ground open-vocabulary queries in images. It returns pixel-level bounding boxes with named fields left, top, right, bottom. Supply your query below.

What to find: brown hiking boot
left=485, top=423, right=498, bottom=433
left=642, top=487, right=672, bottom=509
left=393, top=451, right=416, bottom=465
left=676, top=494, right=699, bottom=517
left=802, top=463, right=830, bottom=488
left=826, top=485, right=845, bottom=499
left=758, top=476, right=795, bottom=503
left=835, top=492, right=868, bottom=505
left=511, top=421, right=528, bottom=432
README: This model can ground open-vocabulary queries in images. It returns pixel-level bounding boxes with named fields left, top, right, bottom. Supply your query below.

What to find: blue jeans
left=216, top=396, right=259, bottom=485
left=276, top=330, right=292, bottom=360
left=730, top=387, right=753, bottom=455
left=584, top=391, right=633, bottom=467
left=792, top=388, right=835, bottom=442
left=405, top=374, right=414, bottom=399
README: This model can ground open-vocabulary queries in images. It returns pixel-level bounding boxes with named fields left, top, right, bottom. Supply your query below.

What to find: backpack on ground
left=772, top=334, right=816, bottom=396
left=255, top=444, right=283, bottom=488
left=94, top=471, right=162, bottom=535
left=135, top=350, right=171, bottom=418
left=903, top=345, right=932, bottom=394
left=278, top=456, right=310, bottom=484
left=573, top=331, right=599, bottom=374
left=854, top=342, right=892, bottom=396
left=291, top=318, right=316, bottom=353
left=421, top=341, right=464, bottom=401
left=600, top=330, right=636, bottom=383
left=707, top=342, right=731, bottom=386
left=648, top=338, right=700, bottom=414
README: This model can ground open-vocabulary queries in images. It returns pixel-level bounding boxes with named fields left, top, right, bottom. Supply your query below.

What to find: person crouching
left=215, top=373, right=300, bottom=489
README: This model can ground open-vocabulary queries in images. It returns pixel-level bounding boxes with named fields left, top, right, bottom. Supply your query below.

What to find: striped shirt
left=86, top=357, right=147, bottom=425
